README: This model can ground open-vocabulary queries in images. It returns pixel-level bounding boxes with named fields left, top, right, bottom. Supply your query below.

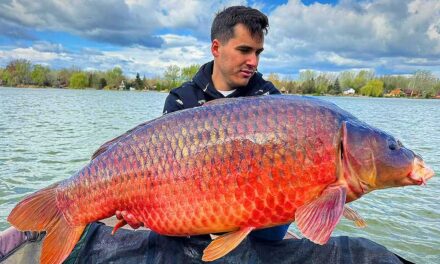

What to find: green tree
left=90, top=71, right=107, bottom=89
left=98, top=78, right=107, bottom=89
left=267, top=73, right=283, bottom=91
left=352, top=70, right=374, bottom=92
left=409, top=70, right=437, bottom=97
left=301, top=78, right=316, bottom=94
left=339, top=71, right=356, bottom=90
left=284, top=80, right=300, bottom=94
left=0, top=67, right=7, bottom=86
left=360, top=79, right=384, bottom=97
left=180, top=64, right=200, bottom=82
left=105, top=67, right=124, bottom=89
left=328, top=78, right=341, bottom=95
left=87, top=72, right=98, bottom=88
left=434, top=82, right=440, bottom=96
left=299, top=70, right=317, bottom=83
left=164, top=65, right=181, bottom=89
left=52, top=68, right=80, bottom=88
left=69, top=72, right=89, bottom=89
left=315, top=74, right=333, bottom=94
left=299, top=70, right=317, bottom=94
left=380, top=75, right=410, bottom=91
left=142, top=75, right=147, bottom=89
left=134, top=73, right=143, bottom=90
left=5, top=59, right=32, bottom=86
left=31, top=64, right=51, bottom=86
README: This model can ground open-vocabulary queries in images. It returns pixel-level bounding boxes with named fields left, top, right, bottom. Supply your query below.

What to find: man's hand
left=112, top=210, right=144, bottom=235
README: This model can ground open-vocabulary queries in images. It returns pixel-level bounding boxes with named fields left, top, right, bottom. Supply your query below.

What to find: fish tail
left=7, top=183, right=86, bottom=264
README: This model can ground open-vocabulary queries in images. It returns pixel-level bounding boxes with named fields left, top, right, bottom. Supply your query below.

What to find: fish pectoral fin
left=343, top=205, right=367, bottom=228
left=202, top=227, right=255, bottom=262
left=295, top=185, right=347, bottom=245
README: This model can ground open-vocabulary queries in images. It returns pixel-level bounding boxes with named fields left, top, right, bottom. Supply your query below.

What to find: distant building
left=403, top=89, right=419, bottom=97
left=119, top=80, right=126, bottom=90
left=343, top=88, right=355, bottom=95
left=280, top=87, right=288, bottom=94
left=385, top=88, right=403, bottom=97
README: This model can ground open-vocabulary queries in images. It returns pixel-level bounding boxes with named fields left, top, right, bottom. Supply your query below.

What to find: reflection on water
left=0, top=88, right=439, bottom=263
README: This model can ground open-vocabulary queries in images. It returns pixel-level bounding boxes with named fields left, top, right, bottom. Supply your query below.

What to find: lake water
left=0, top=87, right=439, bottom=263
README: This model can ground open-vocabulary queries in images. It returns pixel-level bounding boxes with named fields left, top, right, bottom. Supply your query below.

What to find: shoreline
left=1, top=85, right=439, bottom=99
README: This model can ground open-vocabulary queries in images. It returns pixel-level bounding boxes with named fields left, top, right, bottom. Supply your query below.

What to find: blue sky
left=1, top=0, right=439, bottom=78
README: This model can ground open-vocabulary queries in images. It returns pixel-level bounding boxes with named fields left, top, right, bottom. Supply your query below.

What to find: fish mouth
left=407, top=156, right=435, bottom=185
left=357, top=179, right=371, bottom=193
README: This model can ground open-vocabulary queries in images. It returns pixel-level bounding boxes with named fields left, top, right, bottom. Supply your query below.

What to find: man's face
left=212, top=23, right=264, bottom=89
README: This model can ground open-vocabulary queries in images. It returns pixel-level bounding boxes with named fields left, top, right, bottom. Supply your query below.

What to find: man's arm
left=162, top=92, right=184, bottom=115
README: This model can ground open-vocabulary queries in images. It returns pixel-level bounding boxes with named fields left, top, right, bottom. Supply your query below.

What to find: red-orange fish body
left=58, top=96, right=340, bottom=234
left=8, top=95, right=434, bottom=263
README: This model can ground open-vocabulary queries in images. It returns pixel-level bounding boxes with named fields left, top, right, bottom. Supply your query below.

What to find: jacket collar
left=192, top=61, right=263, bottom=98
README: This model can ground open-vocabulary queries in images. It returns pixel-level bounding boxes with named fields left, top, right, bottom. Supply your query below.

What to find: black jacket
left=163, top=61, right=280, bottom=114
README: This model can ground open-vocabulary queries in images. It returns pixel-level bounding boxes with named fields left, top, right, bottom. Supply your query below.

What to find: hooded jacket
left=163, top=61, right=280, bottom=114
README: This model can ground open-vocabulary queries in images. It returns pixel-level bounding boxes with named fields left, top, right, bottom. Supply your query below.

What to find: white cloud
left=316, top=52, right=364, bottom=67
left=0, top=47, right=62, bottom=63
left=32, top=41, right=65, bottom=53
left=101, top=35, right=211, bottom=76
left=0, top=33, right=212, bottom=77
left=0, top=0, right=247, bottom=47
left=1, top=0, right=440, bottom=77
left=261, top=0, right=440, bottom=75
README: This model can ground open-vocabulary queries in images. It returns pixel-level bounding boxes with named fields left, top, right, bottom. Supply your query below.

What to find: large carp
left=8, top=95, right=434, bottom=263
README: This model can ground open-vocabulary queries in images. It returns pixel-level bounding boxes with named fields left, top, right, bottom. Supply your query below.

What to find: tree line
left=1, top=59, right=439, bottom=98
left=268, top=69, right=440, bottom=98
left=0, top=59, right=199, bottom=91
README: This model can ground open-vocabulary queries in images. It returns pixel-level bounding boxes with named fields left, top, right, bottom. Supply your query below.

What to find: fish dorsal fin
left=91, top=135, right=125, bottom=160
left=202, top=226, right=255, bottom=261
left=295, top=185, right=346, bottom=245
left=343, top=205, right=367, bottom=228
left=91, top=121, right=151, bottom=160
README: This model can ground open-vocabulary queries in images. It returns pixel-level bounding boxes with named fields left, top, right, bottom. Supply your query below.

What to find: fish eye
left=389, top=143, right=397, bottom=150
left=388, top=139, right=399, bottom=151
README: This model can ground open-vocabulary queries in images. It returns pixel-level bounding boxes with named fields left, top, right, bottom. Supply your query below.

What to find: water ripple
left=0, top=89, right=439, bottom=263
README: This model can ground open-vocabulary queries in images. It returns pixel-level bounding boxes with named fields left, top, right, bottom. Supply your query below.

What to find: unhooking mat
left=1, top=222, right=413, bottom=264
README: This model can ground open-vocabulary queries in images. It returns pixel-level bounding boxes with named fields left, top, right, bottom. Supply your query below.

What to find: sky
left=0, top=0, right=439, bottom=78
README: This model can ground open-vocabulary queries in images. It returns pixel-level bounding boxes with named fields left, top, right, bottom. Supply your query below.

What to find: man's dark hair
left=211, top=6, right=269, bottom=43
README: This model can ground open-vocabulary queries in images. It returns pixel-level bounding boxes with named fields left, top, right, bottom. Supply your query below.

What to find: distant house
left=385, top=88, right=403, bottom=97
left=343, top=88, right=355, bottom=95
left=280, top=87, right=288, bottom=94
left=119, top=80, right=126, bottom=90
left=403, top=89, right=419, bottom=97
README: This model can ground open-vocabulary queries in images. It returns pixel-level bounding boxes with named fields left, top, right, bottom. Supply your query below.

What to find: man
left=163, top=6, right=289, bottom=241
left=163, top=5, right=280, bottom=114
